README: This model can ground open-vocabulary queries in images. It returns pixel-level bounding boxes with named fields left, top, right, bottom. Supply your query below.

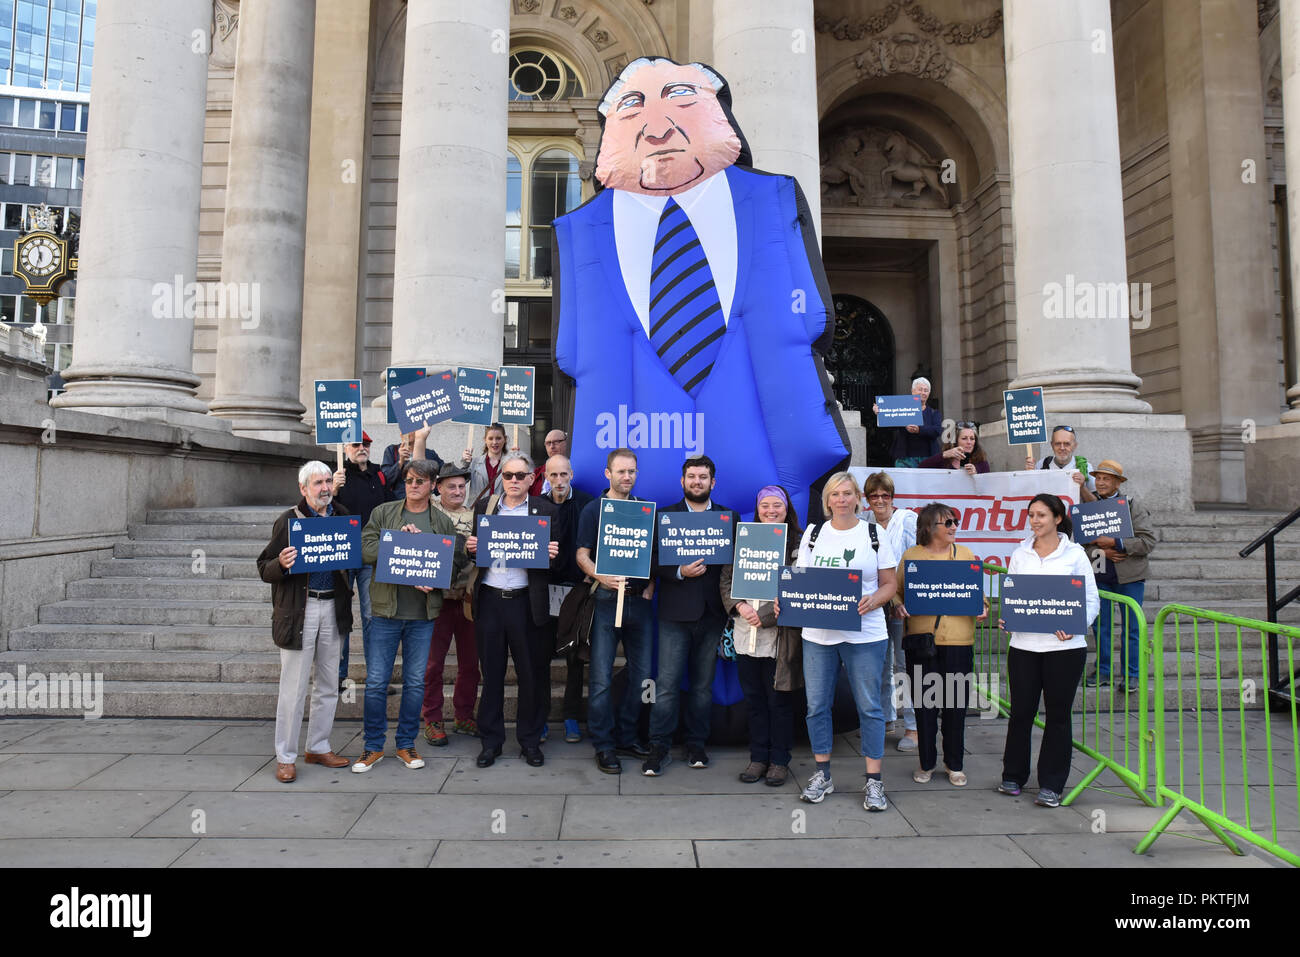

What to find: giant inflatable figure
left=553, top=57, right=849, bottom=520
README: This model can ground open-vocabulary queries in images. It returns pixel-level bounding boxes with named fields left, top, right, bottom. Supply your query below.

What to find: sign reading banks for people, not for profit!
left=497, top=365, right=535, bottom=426
left=314, top=379, right=363, bottom=444
left=1003, top=387, right=1048, bottom=445
left=454, top=367, right=497, bottom=427
left=288, top=515, right=363, bottom=574
left=475, top=514, right=551, bottom=569
left=389, top=368, right=464, bottom=434
left=593, top=498, right=656, bottom=579
left=875, top=394, right=925, bottom=427
left=374, top=528, right=454, bottom=588
left=999, top=574, right=1087, bottom=634
left=1070, top=497, right=1135, bottom=545
left=384, top=367, right=426, bottom=425
left=730, top=522, right=787, bottom=603
left=776, top=566, right=862, bottom=630
left=902, top=560, right=984, bottom=616
left=657, top=510, right=735, bottom=566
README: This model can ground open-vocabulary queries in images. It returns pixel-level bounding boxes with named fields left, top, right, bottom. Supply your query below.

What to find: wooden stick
left=614, top=578, right=625, bottom=628
left=513, top=424, right=519, bottom=451
left=336, top=445, right=344, bottom=471
left=1025, top=442, right=1035, bottom=469
left=750, top=623, right=757, bottom=646
left=467, top=425, right=473, bottom=457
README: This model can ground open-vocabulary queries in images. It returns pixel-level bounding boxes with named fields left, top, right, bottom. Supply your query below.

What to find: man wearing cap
left=1025, top=425, right=1096, bottom=502
left=420, top=460, right=482, bottom=746
left=1083, top=460, right=1156, bottom=692
left=332, top=432, right=391, bottom=692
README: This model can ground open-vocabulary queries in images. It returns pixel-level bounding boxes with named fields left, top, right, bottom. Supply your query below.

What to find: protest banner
left=776, top=566, right=861, bottom=630
left=497, top=366, right=534, bottom=448
left=384, top=367, right=426, bottom=426
left=1003, top=386, right=1048, bottom=453
left=874, top=394, right=925, bottom=427
left=475, top=514, right=551, bottom=569
left=901, top=559, right=984, bottom=616
left=999, top=573, right=1088, bottom=634
left=657, top=510, right=734, bottom=565
left=455, top=366, right=497, bottom=450
left=313, top=379, right=362, bottom=445
left=389, top=368, right=464, bottom=434
left=731, top=522, right=787, bottom=645
left=373, top=528, right=455, bottom=589
left=288, top=515, right=362, bottom=574
left=594, top=497, right=656, bottom=625
left=1070, top=497, right=1134, bottom=545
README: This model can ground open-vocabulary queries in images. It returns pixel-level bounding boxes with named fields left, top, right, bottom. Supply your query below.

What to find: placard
left=776, top=566, right=861, bottom=630
left=384, top=367, right=426, bottom=426
left=999, top=573, right=1088, bottom=634
left=497, top=365, right=535, bottom=426
left=1070, top=497, right=1134, bottom=545
left=475, top=513, right=551, bottom=569
left=874, top=394, right=925, bottom=427
left=730, top=522, right=787, bottom=603
left=657, top=510, right=734, bottom=565
left=373, top=528, right=454, bottom=588
left=901, top=559, right=984, bottom=616
left=593, top=498, right=656, bottom=579
left=389, top=368, right=464, bottom=434
left=1003, top=387, right=1048, bottom=446
left=288, top=514, right=362, bottom=574
left=313, top=379, right=363, bottom=444
left=454, top=366, right=497, bottom=427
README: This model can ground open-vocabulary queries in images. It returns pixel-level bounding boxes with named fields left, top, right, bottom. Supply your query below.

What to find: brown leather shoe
left=275, top=762, right=296, bottom=783
left=304, top=751, right=349, bottom=768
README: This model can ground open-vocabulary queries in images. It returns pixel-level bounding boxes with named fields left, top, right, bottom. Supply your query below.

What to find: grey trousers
left=274, top=596, right=342, bottom=763
left=882, top=616, right=917, bottom=731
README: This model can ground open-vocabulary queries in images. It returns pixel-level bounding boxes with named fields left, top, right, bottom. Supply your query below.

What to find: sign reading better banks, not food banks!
left=288, top=515, right=362, bottom=574
left=730, top=523, right=787, bottom=603
left=593, top=498, right=656, bottom=579
left=874, top=394, right=925, bottom=428
left=776, top=566, right=861, bottom=631
left=374, top=528, right=454, bottom=589
left=314, top=379, right=363, bottom=445
left=454, top=367, right=497, bottom=427
left=475, top=514, right=551, bottom=569
left=657, top=510, right=734, bottom=565
left=999, top=573, right=1087, bottom=634
left=497, top=365, right=535, bottom=426
left=1070, top=497, right=1134, bottom=545
left=389, top=368, right=465, bottom=434
left=1003, top=387, right=1048, bottom=445
left=902, top=560, right=984, bottom=616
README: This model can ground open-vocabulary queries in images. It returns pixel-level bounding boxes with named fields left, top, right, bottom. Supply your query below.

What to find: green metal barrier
left=1135, top=604, right=1300, bottom=866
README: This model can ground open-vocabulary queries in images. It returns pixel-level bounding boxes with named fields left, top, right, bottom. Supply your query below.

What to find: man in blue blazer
left=553, top=57, right=849, bottom=522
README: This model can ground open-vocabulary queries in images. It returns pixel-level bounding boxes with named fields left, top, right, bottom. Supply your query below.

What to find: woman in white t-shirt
left=785, top=472, right=898, bottom=812
left=997, top=493, right=1099, bottom=808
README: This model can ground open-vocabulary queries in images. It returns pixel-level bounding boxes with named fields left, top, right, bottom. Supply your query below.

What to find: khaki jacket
left=361, top=499, right=469, bottom=620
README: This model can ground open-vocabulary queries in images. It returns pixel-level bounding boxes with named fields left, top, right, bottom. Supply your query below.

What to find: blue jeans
left=341, top=564, right=374, bottom=685
left=650, top=614, right=723, bottom=750
left=587, top=589, right=653, bottom=752
left=803, top=639, right=887, bottom=759
left=364, top=616, right=433, bottom=752
left=1094, top=579, right=1145, bottom=681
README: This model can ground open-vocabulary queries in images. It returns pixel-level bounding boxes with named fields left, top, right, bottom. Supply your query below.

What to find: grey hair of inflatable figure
left=597, top=57, right=725, bottom=117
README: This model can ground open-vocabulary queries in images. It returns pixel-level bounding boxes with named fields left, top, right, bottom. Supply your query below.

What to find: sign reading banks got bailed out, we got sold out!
left=314, top=379, right=363, bottom=444
left=594, top=498, right=656, bottom=579
left=389, top=368, right=464, bottom=434
left=730, top=522, right=787, bottom=603
left=288, top=515, right=362, bottom=574
left=475, top=514, right=551, bottom=569
left=1070, top=497, right=1134, bottom=545
left=874, top=394, right=925, bottom=427
left=1002, top=387, right=1047, bottom=446
left=374, top=528, right=455, bottom=589
left=657, top=511, right=734, bottom=565
left=776, top=566, right=861, bottom=630
left=999, top=573, right=1087, bottom=634
left=902, top=560, right=984, bottom=616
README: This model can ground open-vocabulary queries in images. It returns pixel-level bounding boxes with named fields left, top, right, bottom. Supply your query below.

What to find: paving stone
left=186, top=723, right=282, bottom=755
left=0, top=753, right=125, bottom=789
left=1007, top=832, right=1279, bottom=868
left=0, top=838, right=195, bottom=867
left=237, top=756, right=456, bottom=792
left=443, top=756, right=618, bottom=795
left=171, top=838, right=438, bottom=868
left=348, top=794, right=565, bottom=840
left=695, top=834, right=1040, bottom=868
left=0, top=719, right=61, bottom=749
left=430, top=839, right=696, bottom=867
left=136, top=791, right=374, bottom=838
left=0, top=790, right=186, bottom=837
left=7, top=719, right=225, bottom=754
left=889, top=788, right=1091, bottom=837
left=76, top=754, right=267, bottom=790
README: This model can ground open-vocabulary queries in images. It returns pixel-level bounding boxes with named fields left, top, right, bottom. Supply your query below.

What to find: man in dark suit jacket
left=643, top=455, right=735, bottom=776
left=466, top=453, right=560, bottom=768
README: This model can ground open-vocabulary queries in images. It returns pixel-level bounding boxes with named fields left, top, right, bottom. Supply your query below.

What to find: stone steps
left=128, top=523, right=270, bottom=540
left=114, top=540, right=264, bottom=559
left=92, top=558, right=261, bottom=579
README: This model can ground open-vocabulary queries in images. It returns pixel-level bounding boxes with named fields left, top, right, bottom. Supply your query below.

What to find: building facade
left=48, top=0, right=1300, bottom=509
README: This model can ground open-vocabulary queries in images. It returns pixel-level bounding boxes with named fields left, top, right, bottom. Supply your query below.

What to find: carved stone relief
left=815, top=1, right=1001, bottom=46
left=853, top=33, right=950, bottom=82
left=821, top=126, right=952, bottom=208
left=211, top=0, right=240, bottom=69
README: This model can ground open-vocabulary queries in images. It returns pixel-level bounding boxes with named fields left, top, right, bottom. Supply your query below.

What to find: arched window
left=506, top=153, right=522, bottom=279
left=508, top=49, right=583, bottom=102
left=528, top=149, right=580, bottom=278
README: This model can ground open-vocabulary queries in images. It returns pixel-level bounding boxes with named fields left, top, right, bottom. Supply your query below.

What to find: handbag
left=555, top=578, right=600, bottom=661
left=717, top=617, right=736, bottom=661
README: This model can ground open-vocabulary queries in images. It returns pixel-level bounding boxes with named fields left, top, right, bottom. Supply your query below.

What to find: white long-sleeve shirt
left=1005, top=532, right=1100, bottom=653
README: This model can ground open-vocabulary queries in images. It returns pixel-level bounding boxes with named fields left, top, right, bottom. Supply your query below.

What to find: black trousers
left=1001, top=645, right=1086, bottom=794
left=905, top=644, right=974, bottom=773
left=563, top=645, right=586, bottom=721
left=476, top=588, right=542, bottom=751
left=532, top=618, right=555, bottom=730
left=736, top=653, right=794, bottom=766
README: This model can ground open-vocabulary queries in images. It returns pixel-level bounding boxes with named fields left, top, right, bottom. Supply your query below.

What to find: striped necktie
left=648, top=198, right=726, bottom=397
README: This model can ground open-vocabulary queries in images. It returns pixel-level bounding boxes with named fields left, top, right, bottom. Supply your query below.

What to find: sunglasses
left=1052, top=425, right=1075, bottom=434
left=405, top=477, right=429, bottom=486
left=866, top=492, right=892, bottom=501
left=934, top=519, right=958, bottom=528
left=501, top=471, right=530, bottom=481
left=956, top=421, right=978, bottom=430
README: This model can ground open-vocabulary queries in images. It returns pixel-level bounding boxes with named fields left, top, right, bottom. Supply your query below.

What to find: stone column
left=51, top=0, right=213, bottom=419
left=1281, top=0, right=1300, bottom=423
left=1003, top=0, right=1150, bottom=414
left=712, top=0, right=822, bottom=243
left=208, top=0, right=316, bottom=439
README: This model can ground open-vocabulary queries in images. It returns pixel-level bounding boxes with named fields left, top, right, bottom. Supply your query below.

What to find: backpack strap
left=807, top=521, right=828, bottom=549
left=868, top=522, right=879, bottom=552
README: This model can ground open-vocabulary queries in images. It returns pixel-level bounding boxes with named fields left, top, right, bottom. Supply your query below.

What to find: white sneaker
left=863, top=778, right=888, bottom=812
left=800, top=769, right=834, bottom=803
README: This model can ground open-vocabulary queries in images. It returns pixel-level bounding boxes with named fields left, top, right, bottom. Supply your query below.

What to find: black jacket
left=334, top=459, right=391, bottom=527
left=470, top=494, right=561, bottom=627
left=653, top=499, right=735, bottom=623
left=256, top=498, right=355, bottom=650
left=548, top=486, right=594, bottom=586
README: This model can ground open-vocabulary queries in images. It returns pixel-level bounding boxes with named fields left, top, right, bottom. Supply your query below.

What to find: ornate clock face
left=19, top=236, right=61, bottom=277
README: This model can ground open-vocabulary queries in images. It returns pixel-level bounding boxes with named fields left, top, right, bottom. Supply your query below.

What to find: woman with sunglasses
left=919, top=422, right=989, bottom=476
left=895, top=503, right=988, bottom=787
left=997, top=493, right=1099, bottom=808
left=719, top=486, right=803, bottom=786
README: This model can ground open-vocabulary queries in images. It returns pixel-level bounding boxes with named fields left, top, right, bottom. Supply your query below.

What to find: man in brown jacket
left=257, top=461, right=356, bottom=783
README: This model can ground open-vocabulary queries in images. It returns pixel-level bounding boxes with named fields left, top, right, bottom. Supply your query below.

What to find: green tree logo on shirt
left=843, top=548, right=855, bottom=563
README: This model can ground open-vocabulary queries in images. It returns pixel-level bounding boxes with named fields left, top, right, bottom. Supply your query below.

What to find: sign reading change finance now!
left=593, top=498, right=656, bottom=579
left=454, top=367, right=497, bottom=427
left=314, top=379, right=363, bottom=444
left=730, top=522, right=786, bottom=603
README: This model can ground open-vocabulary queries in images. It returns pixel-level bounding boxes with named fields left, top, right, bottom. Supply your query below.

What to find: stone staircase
left=2, top=505, right=1297, bottom=718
